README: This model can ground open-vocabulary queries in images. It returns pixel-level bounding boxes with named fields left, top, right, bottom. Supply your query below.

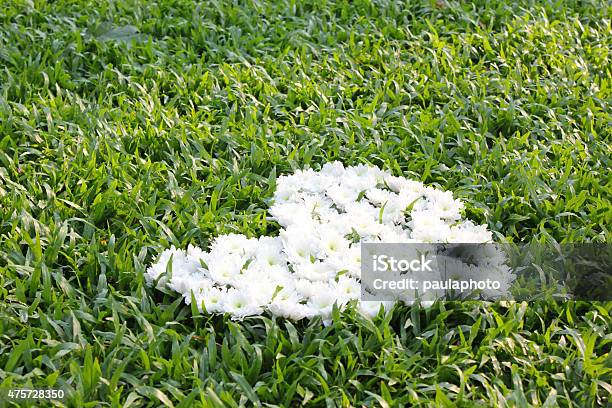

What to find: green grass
left=0, top=0, right=611, bottom=406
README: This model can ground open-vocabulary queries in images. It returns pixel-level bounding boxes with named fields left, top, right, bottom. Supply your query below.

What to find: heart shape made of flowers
left=146, top=162, right=513, bottom=322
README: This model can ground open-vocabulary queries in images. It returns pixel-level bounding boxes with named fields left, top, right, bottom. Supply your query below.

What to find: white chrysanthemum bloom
left=294, top=279, right=329, bottom=298
left=344, top=200, right=378, bottom=216
left=318, top=228, right=350, bottom=258
left=378, top=227, right=414, bottom=244
left=334, top=275, right=361, bottom=302
left=394, top=190, right=423, bottom=209
left=346, top=164, right=387, bottom=185
left=253, top=238, right=286, bottom=267
left=301, top=194, right=334, bottom=220
left=384, top=175, right=413, bottom=192
left=342, top=171, right=377, bottom=192
left=145, top=247, right=176, bottom=286
left=366, top=188, right=396, bottom=206
left=186, top=244, right=207, bottom=261
left=281, top=226, right=319, bottom=264
left=326, top=184, right=360, bottom=208
left=271, top=286, right=302, bottom=303
left=195, top=287, right=226, bottom=313
left=208, top=234, right=258, bottom=258
left=323, top=214, right=353, bottom=237
left=409, top=210, right=452, bottom=242
left=168, top=271, right=206, bottom=294
left=268, top=301, right=315, bottom=320
left=398, top=179, right=426, bottom=196
left=320, top=161, right=346, bottom=177
left=345, top=246, right=363, bottom=277
left=183, top=275, right=214, bottom=298
left=425, top=189, right=464, bottom=220
left=327, top=247, right=361, bottom=278
left=238, top=277, right=278, bottom=306
left=206, top=254, right=244, bottom=285
left=222, top=289, right=262, bottom=318
left=276, top=174, right=301, bottom=190
left=145, top=246, right=203, bottom=288
left=350, top=214, right=384, bottom=238
left=475, top=244, right=507, bottom=266
left=146, top=161, right=513, bottom=321
left=358, top=300, right=395, bottom=318
left=301, top=173, right=335, bottom=194
left=293, top=261, right=335, bottom=281
left=274, top=185, right=300, bottom=204
left=379, top=200, right=407, bottom=225
left=448, top=221, right=492, bottom=243
left=269, top=202, right=314, bottom=227
left=265, top=264, right=294, bottom=284
left=306, top=291, right=337, bottom=317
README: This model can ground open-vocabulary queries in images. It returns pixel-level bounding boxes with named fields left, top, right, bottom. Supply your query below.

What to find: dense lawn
left=1, top=0, right=610, bottom=406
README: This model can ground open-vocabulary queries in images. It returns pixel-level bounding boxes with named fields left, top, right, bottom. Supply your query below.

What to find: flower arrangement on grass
left=146, top=162, right=513, bottom=322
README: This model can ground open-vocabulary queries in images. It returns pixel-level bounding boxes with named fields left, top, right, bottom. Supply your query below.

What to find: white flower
left=394, top=190, right=423, bottom=209
left=398, top=180, right=425, bottom=195
left=253, top=238, right=286, bottom=267
left=274, top=185, right=300, bottom=204
left=327, top=245, right=361, bottom=278
left=301, top=194, right=334, bottom=219
left=358, top=300, right=395, bottom=318
left=207, top=254, right=244, bottom=285
left=266, top=264, right=294, bottom=283
left=269, top=202, right=313, bottom=227
left=378, top=227, right=413, bottom=243
left=326, top=184, right=360, bottom=208
left=334, top=276, right=361, bottom=302
left=301, top=173, right=334, bottom=194
left=268, top=301, right=315, bottom=320
left=366, top=188, right=395, bottom=206
left=320, top=161, right=345, bottom=177
left=294, top=279, right=329, bottom=298
left=342, top=170, right=377, bottom=191
left=425, top=189, right=464, bottom=220
left=449, top=221, right=492, bottom=243
left=318, top=228, right=350, bottom=257
left=281, top=226, right=319, bottom=264
left=146, top=162, right=511, bottom=321
left=379, top=200, right=406, bottom=224
left=409, top=211, right=452, bottom=242
left=384, top=175, right=412, bottom=192
left=208, top=234, right=258, bottom=258
left=272, top=287, right=302, bottom=303
left=222, top=289, right=262, bottom=318
left=195, top=287, right=226, bottom=313
left=186, top=244, right=207, bottom=262
left=145, top=246, right=202, bottom=288
left=145, top=247, right=175, bottom=286
left=349, top=214, right=383, bottom=238
left=238, top=278, right=278, bottom=305
left=168, top=271, right=207, bottom=294
left=306, top=291, right=337, bottom=316
left=293, top=261, right=335, bottom=281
